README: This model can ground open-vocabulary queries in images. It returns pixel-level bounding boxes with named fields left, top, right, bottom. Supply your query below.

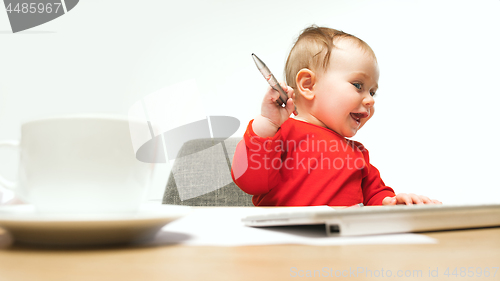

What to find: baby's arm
left=252, top=82, right=296, bottom=138
left=231, top=83, right=295, bottom=196
left=356, top=141, right=442, bottom=206
left=382, top=194, right=442, bottom=205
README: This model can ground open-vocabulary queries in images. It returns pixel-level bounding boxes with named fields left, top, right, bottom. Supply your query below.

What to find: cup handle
left=0, top=140, right=19, bottom=190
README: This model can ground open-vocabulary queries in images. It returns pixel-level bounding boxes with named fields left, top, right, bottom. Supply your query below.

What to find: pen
left=252, top=53, right=298, bottom=115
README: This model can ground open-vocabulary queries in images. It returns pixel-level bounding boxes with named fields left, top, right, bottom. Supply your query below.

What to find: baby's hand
left=382, top=193, right=442, bottom=205
left=252, top=83, right=296, bottom=138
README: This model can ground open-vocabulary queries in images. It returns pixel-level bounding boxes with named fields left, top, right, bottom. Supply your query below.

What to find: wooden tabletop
left=0, top=226, right=499, bottom=281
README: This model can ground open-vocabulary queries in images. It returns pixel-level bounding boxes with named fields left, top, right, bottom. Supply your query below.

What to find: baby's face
left=311, top=41, right=379, bottom=138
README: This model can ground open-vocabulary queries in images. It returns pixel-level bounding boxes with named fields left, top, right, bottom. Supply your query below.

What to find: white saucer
left=0, top=204, right=191, bottom=246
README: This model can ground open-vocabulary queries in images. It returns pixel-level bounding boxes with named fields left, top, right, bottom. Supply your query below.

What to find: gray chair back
left=162, top=138, right=253, bottom=206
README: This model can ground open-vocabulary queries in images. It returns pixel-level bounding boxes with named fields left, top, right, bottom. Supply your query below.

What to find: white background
left=1, top=0, right=499, bottom=204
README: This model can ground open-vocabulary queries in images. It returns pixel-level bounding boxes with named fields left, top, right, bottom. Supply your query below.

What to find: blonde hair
left=285, top=26, right=376, bottom=91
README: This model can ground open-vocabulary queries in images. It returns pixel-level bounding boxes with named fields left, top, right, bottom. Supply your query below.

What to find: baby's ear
left=296, top=68, right=316, bottom=100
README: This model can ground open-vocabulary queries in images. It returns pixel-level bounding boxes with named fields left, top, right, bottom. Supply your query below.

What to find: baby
left=231, top=26, right=441, bottom=206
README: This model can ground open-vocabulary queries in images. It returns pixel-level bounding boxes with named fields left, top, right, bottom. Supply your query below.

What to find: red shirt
left=231, top=118, right=395, bottom=206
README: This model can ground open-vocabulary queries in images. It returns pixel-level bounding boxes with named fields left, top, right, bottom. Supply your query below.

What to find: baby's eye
left=370, top=91, right=376, bottom=97
left=352, top=83, right=362, bottom=90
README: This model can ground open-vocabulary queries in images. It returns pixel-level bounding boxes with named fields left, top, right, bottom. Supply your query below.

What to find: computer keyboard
left=243, top=203, right=500, bottom=236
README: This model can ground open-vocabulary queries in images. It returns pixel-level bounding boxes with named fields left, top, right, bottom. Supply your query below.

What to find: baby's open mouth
left=350, top=112, right=369, bottom=125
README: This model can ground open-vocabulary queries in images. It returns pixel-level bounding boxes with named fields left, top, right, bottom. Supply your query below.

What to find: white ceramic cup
left=0, top=115, right=156, bottom=213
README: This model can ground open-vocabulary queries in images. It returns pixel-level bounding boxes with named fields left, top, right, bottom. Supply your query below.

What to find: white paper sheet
left=150, top=207, right=437, bottom=246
